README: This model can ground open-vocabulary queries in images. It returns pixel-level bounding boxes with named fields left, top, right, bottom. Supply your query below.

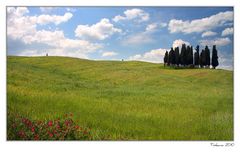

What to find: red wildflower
left=31, top=127, right=35, bottom=133
left=48, top=121, right=53, bottom=127
left=48, top=131, right=54, bottom=138
left=75, top=125, right=79, bottom=129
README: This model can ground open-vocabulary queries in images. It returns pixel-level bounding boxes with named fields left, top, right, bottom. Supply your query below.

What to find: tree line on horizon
left=163, top=44, right=219, bottom=69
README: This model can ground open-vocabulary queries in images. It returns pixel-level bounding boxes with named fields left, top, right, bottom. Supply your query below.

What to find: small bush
left=7, top=113, right=91, bottom=140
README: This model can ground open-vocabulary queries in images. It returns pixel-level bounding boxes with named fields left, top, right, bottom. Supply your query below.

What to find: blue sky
left=7, top=7, right=233, bottom=69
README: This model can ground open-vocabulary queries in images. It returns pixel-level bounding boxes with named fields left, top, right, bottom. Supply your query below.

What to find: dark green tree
left=190, top=46, right=193, bottom=65
left=186, top=45, right=191, bottom=65
left=205, top=46, right=210, bottom=67
left=211, top=45, right=219, bottom=69
left=194, top=45, right=200, bottom=67
left=201, top=49, right=206, bottom=67
left=169, top=47, right=175, bottom=66
left=175, top=47, right=180, bottom=66
left=164, top=51, right=169, bottom=66
left=180, top=44, right=187, bottom=66
left=199, top=51, right=203, bottom=68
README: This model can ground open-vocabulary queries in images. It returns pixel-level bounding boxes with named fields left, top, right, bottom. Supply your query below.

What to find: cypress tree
left=205, top=46, right=210, bottom=68
left=211, top=45, right=219, bottom=69
left=199, top=50, right=203, bottom=68
left=186, top=45, right=191, bottom=66
left=175, top=47, right=180, bottom=66
left=169, top=47, right=175, bottom=66
left=201, top=49, right=206, bottom=67
left=164, top=51, right=169, bottom=66
left=190, top=46, right=193, bottom=65
left=181, top=44, right=187, bottom=66
left=180, top=45, right=183, bottom=65
left=194, top=45, right=200, bottom=67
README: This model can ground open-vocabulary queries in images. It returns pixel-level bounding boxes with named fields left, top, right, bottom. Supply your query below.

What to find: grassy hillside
left=7, top=56, right=233, bottom=140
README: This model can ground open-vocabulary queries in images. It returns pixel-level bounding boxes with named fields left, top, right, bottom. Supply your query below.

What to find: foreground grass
left=7, top=56, right=233, bottom=140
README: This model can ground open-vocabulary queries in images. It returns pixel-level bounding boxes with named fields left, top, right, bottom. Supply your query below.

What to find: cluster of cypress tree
left=164, top=44, right=219, bottom=69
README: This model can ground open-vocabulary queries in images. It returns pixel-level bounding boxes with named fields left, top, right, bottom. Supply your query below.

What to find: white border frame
left=1, top=0, right=239, bottom=153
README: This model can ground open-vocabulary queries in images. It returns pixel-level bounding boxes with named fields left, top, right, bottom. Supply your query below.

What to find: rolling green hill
left=7, top=56, right=233, bottom=140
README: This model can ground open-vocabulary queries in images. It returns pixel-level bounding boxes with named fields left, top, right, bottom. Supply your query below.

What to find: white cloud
left=146, top=23, right=158, bottom=32
left=7, top=7, right=102, bottom=58
left=128, top=48, right=168, bottom=63
left=7, top=7, right=29, bottom=17
left=168, top=11, right=233, bottom=34
left=172, top=39, right=190, bottom=49
left=37, top=13, right=73, bottom=25
left=75, top=18, right=122, bottom=40
left=21, top=29, right=102, bottom=52
left=145, top=22, right=167, bottom=32
left=222, top=27, right=233, bottom=36
left=199, top=37, right=231, bottom=47
left=113, top=8, right=149, bottom=22
left=102, top=51, right=118, bottom=57
left=7, top=7, right=73, bottom=40
left=201, top=31, right=217, bottom=37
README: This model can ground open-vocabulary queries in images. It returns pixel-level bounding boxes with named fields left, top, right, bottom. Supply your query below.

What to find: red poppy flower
left=31, top=127, right=35, bottom=132
left=48, top=121, right=53, bottom=127
left=49, top=133, right=53, bottom=137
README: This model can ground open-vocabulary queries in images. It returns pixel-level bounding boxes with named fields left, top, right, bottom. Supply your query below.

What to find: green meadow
left=7, top=56, right=233, bottom=140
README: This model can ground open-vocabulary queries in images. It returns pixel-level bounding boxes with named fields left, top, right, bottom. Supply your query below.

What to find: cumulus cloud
left=37, top=13, right=73, bottom=25
left=222, top=27, right=233, bottom=36
left=172, top=39, right=190, bottom=49
left=102, top=51, right=118, bottom=57
left=7, top=7, right=73, bottom=40
left=201, top=31, right=217, bottom=37
left=7, top=7, right=29, bottom=17
left=146, top=23, right=158, bottom=32
left=168, top=11, right=233, bottom=34
left=7, top=7, right=102, bottom=58
left=128, top=48, right=168, bottom=63
left=113, top=8, right=149, bottom=22
left=75, top=18, right=122, bottom=41
left=199, top=37, right=231, bottom=47
left=145, top=22, right=167, bottom=32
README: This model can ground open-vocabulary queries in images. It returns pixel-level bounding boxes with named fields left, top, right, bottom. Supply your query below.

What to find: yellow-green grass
left=7, top=56, right=233, bottom=140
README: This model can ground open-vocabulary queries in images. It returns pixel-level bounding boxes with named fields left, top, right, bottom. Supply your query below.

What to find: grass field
left=7, top=56, right=233, bottom=140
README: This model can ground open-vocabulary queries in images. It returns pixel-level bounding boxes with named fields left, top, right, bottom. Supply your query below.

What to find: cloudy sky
left=7, top=7, right=233, bottom=70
